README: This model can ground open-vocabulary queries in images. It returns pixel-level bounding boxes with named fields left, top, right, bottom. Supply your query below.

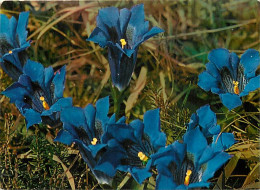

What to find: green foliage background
left=0, top=0, right=259, bottom=189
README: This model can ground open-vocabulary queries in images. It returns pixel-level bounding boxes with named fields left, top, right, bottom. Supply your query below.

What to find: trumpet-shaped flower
left=187, top=105, right=235, bottom=152
left=0, top=12, right=30, bottom=81
left=87, top=4, right=164, bottom=91
left=198, top=48, right=260, bottom=110
left=101, top=109, right=166, bottom=184
left=54, top=96, right=126, bottom=185
left=151, top=127, right=231, bottom=190
left=2, top=60, right=71, bottom=128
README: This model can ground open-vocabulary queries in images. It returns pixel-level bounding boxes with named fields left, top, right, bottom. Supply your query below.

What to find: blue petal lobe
left=119, top=8, right=131, bottom=34
left=198, top=71, right=219, bottom=92
left=23, top=60, right=44, bottom=86
left=24, top=109, right=42, bottom=129
left=205, top=62, right=221, bottom=80
left=240, top=49, right=260, bottom=78
left=17, top=12, right=29, bottom=46
left=202, top=152, right=230, bottom=181
left=41, top=97, right=73, bottom=116
left=60, top=107, right=86, bottom=127
left=99, top=7, right=119, bottom=28
left=133, top=26, right=164, bottom=50
left=88, top=144, right=107, bottom=158
left=211, top=133, right=235, bottom=152
left=230, top=52, right=240, bottom=79
left=240, top=75, right=260, bottom=97
left=143, top=109, right=166, bottom=150
left=156, top=173, right=177, bottom=190
left=44, top=66, right=54, bottom=88
left=2, top=82, right=28, bottom=103
left=84, top=104, right=96, bottom=131
left=198, top=146, right=214, bottom=165
left=54, top=129, right=74, bottom=145
left=197, top=105, right=219, bottom=136
left=183, top=128, right=207, bottom=163
left=95, top=96, right=109, bottom=125
left=219, top=93, right=242, bottom=110
left=53, top=65, right=66, bottom=99
left=188, top=182, right=210, bottom=189
left=208, top=48, right=231, bottom=71
left=87, top=27, right=108, bottom=48
left=130, top=166, right=152, bottom=184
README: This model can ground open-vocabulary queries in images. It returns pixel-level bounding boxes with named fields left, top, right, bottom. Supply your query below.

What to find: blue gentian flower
left=187, top=105, right=235, bottom=151
left=0, top=12, right=30, bottom=81
left=87, top=4, right=164, bottom=91
left=151, top=127, right=231, bottom=190
left=54, top=96, right=126, bottom=185
left=2, top=60, right=71, bottom=128
left=198, top=48, right=260, bottom=110
left=101, top=109, right=166, bottom=184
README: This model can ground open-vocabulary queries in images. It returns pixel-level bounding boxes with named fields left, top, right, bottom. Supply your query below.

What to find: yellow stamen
left=120, top=39, right=127, bottom=49
left=8, top=50, right=12, bottom=54
left=91, top=138, right=98, bottom=145
left=233, top=81, right=239, bottom=95
left=138, top=152, right=149, bottom=162
left=184, top=169, right=192, bottom=186
left=40, top=96, right=50, bottom=110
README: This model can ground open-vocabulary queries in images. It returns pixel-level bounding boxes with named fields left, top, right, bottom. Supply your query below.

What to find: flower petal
left=205, top=62, right=221, bottom=80
left=95, top=96, right=110, bottom=125
left=219, top=93, right=242, bottom=110
left=77, top=142, right=113, bottom=185
left=211, top=133, right=235, bottom=152
left=24, top=109, right=42, bottom=129
left=60, top=107, right=86, bottom=127
left=198, top=146, right=214, bottom=165
left=107, top=124, right=136, bottom=143
left=44, top=66, right=54, bottom=88
left=87, top=27, right=108, bottom=48
left=0, top=14, right=15, bottom=45
left=197, top=105, right=219, bottom=136
left=130, top=119, right=144, bottom=141
left=119, top=8, right=131, bottom=34
left=208, top=48, right=232, bottom=71
left=229, top=52, right=240, bottom=80
left=129, top=166, right=152, bottom=184
left=95, top=146, right=126, bottom=177
left=187, top=113, right=199, bottom=131
left=88, top=144, right=107, bottom=158
left=240, top=49, right=260, bottom=79
left=240, top=75, right=260, bottom=97
left=23, top=60, right=44, bottom=87
left=2, top=82, right=28, bottom=103
left=54, top=129, right=74, bottom=145
left=16, top=12, right=29, bottom=46
left=98, top=7, right=119, bottom=28
left=202, top=152, right=230, bottom=181
left=133, top=26, right=164, bottom=50
left=129, top=4, right=145, bottom=29
left=156, top=173, right=177, bottom=190
left=183, top=127, right=207, bottom=163
left=53, top=65, right=66, bottom=99
left=84, top=103, right=96, bottom=132
left=188, top=182, right=210, bottom=189
left=41, top=97, right=73, bottom=116
left=198, top=71, right=219, bottom=92
left=143, top=109, right=166, bottom=150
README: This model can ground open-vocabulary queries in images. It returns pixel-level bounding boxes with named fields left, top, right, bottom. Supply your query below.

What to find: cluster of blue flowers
left=1, top=4, right=259, bottom=189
